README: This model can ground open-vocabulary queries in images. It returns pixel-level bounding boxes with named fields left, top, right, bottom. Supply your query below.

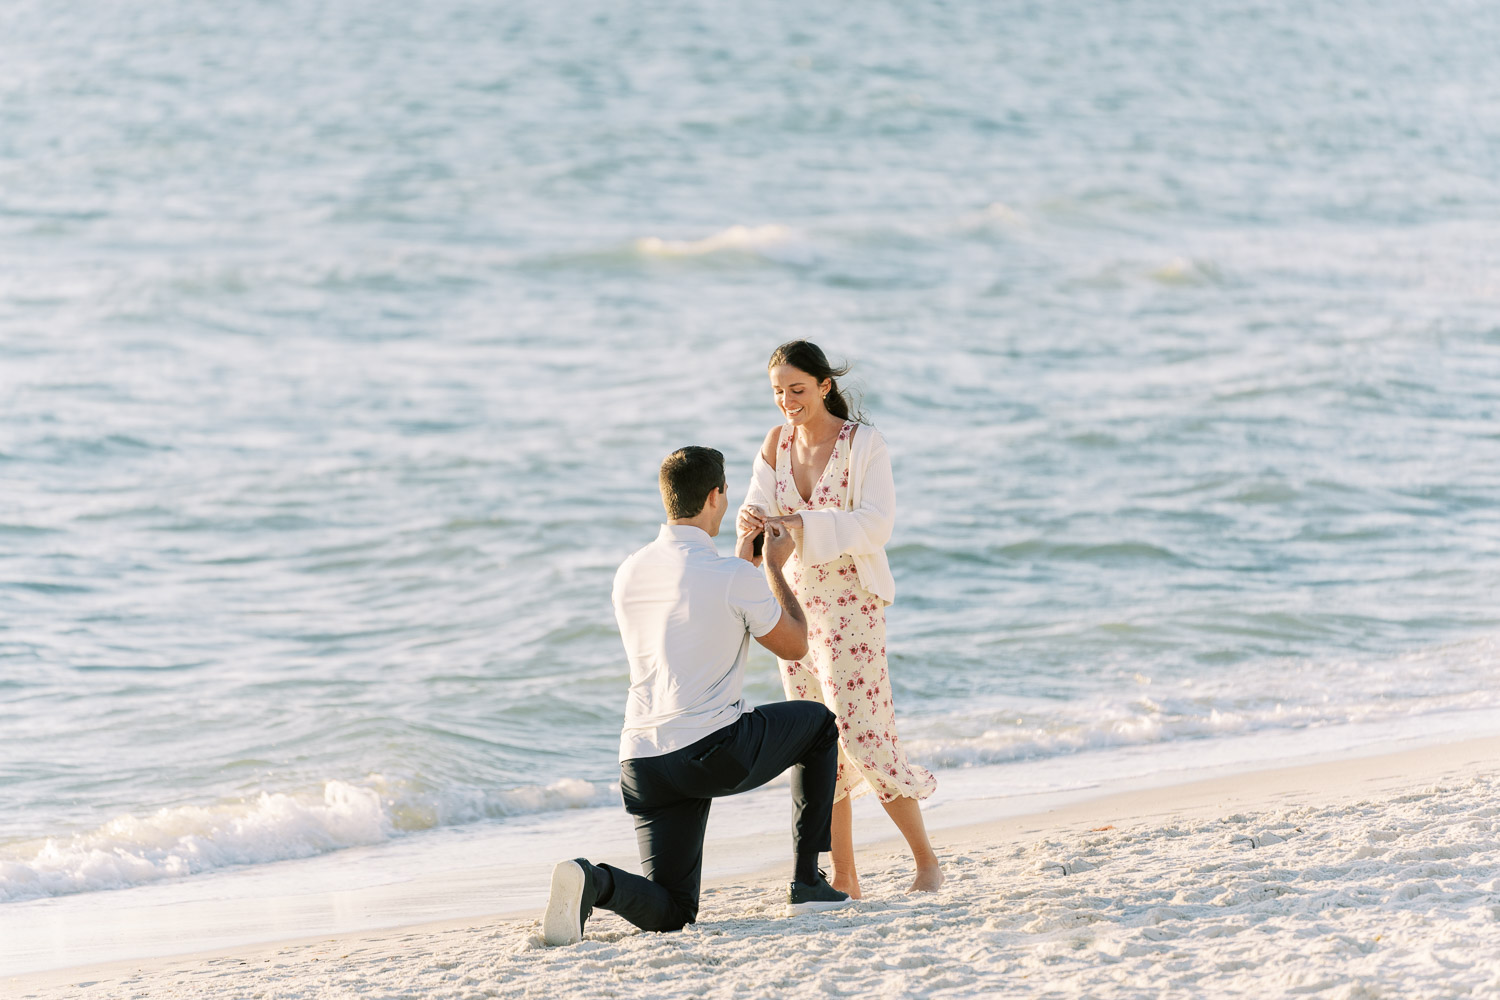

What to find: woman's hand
left=762, top=513, right=803, bottom=531
left=736, top=505, right=766, bottom=566
left=737, top=504, right=768, bottom=537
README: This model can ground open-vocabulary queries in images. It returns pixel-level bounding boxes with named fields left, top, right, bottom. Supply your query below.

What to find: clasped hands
left=735, top=505, right=803, bottom=568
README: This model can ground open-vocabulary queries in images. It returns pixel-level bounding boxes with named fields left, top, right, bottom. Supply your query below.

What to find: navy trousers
left=597, top=700, right=839, bottom=932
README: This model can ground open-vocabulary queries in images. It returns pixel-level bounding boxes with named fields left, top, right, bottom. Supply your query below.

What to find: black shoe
left=543, top=858, right=598, bottom=945
left=785, top=870, right=851, bottom=914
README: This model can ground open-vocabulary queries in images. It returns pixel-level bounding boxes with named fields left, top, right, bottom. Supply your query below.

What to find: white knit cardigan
left=741, top=423, right=898, bottom=606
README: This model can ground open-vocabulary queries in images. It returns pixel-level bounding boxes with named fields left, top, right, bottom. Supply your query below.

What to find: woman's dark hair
left=659, top=446, right=726, bottom=519
left=767, top=340, right=866, bottom=423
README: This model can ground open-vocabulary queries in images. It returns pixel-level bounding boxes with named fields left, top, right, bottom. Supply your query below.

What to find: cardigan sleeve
left=742, top=451, right=780, bottom=518
left=796, top=428, right=894, bottom=565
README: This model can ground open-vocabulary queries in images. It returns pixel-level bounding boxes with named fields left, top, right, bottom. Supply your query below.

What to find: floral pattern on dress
left=775, top=421, right=937, bottom=804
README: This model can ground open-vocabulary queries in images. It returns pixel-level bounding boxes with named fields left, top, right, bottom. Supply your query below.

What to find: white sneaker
left=542, top=859, right=592, bottom=946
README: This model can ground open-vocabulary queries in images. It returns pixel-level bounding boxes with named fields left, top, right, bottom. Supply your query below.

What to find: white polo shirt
left=613, top=524, right=783, bottom=761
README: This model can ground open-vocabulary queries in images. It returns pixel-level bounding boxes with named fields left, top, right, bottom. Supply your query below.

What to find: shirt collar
left=659, top=523, right=715, bottom=550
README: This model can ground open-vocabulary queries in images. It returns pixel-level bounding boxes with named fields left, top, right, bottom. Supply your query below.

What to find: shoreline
left=9, top=732, right=1499, bottom=997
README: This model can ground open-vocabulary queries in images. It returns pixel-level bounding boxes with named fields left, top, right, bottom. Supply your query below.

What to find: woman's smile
left=770, top=363, right=826, bottom=425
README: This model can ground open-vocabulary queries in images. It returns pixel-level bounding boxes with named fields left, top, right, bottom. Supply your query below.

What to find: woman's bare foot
left=880, top=796, right=944, bottom=893
left=907, top=862, right=944, bottom=893
left=829, top=796, right=861, bottom=898
left=831, top=870, right=863, bottom=899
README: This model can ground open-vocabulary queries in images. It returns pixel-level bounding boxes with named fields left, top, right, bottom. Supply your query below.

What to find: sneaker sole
left=542, top=860, right=587, bottom=946
left=784, top=897, right=852, bottom=916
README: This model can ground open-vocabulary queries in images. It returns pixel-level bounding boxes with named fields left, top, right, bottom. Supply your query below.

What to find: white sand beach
left=8, top=736, right=1498, bottom=999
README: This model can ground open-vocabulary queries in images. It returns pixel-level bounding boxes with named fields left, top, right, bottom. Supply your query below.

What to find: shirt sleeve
left=727, top=561, right=783, bottom=638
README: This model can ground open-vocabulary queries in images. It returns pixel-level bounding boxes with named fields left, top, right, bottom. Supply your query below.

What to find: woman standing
left=736, top=340, right=942, bottom=897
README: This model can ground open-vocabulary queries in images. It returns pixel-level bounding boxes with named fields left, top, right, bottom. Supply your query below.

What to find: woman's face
left=769, top=364, right=831, bottom=426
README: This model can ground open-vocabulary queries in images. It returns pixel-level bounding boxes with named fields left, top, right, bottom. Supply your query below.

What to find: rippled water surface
left=3, top=0, right=1500, bottom=901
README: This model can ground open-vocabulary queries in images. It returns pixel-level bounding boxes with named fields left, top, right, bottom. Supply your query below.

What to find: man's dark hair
left=659, top=446, right=726, bottom=520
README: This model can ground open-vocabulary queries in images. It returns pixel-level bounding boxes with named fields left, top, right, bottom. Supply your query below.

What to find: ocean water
left=3, top=0, right=1500, bottom=933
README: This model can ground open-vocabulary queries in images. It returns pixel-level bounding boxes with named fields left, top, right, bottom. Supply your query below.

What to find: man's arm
left=752, top=523, right=809, bottom=661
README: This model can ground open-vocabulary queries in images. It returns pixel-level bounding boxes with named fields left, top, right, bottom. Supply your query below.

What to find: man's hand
left=734, top=528, right=762, bottom=566
left=735, top=504, right=766, bottom=566
left=762, top=521, right=795, bottom=569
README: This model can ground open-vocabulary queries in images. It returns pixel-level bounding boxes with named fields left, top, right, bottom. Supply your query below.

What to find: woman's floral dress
left=776, top=421, right=937, bottom=804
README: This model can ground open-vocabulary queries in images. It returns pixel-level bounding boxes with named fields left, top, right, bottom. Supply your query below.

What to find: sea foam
left=633, top=224, right=797, bottom=257
left=0, top=776, right=619, bottom=903
left=905, top=686, right=1500, bottom=770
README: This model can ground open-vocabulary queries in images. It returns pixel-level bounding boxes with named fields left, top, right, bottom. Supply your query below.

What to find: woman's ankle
left=830, top=869, right=862, bottom=898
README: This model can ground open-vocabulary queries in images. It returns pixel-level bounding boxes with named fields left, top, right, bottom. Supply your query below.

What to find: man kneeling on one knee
left=543, top=445, right=850, bottom=945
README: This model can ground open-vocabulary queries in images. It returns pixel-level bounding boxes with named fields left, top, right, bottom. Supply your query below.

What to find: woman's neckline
left=786, top=419, right=853, bottom=505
